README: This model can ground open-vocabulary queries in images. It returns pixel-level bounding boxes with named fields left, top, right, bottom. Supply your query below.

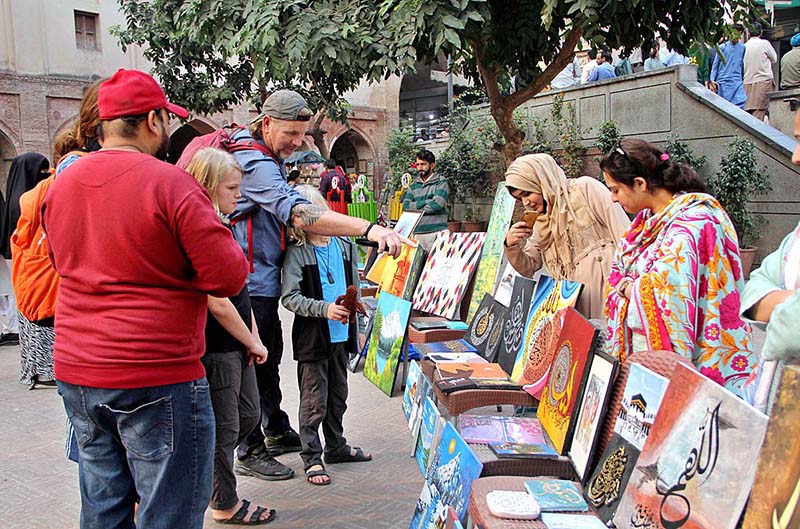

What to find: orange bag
left=11, top=174, right=59, bottom=322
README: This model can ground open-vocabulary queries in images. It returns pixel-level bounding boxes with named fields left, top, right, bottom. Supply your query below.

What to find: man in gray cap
left=230, top=90, right=401, bottom=481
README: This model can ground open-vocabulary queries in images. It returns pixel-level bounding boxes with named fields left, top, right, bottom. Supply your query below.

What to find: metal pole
left=447, top=55, right=454, bottom=114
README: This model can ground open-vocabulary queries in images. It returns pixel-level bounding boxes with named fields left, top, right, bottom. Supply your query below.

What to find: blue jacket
left=230, top=129, right=310, bottom=297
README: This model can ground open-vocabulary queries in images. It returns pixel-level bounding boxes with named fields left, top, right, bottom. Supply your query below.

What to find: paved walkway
left=0, top=308, right=423, bottom=529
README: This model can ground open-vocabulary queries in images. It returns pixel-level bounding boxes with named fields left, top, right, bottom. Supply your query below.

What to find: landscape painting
left=363, top=292, right=412, bottom=396
left=613, top=363, right=769, bottom=529
left=466, top=182, right=515, bottom=321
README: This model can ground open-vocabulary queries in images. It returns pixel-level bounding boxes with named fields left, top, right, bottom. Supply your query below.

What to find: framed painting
left=613, top=363, right=769, bottom=529
left=536, top=307, right=598, bottom=455
left=584, top=363, right=671, bottom=523
left=358, top=159, right=367, bottom=173
left=373, top=242, right=421, bottom=299
left=465, top=293, right=509, bottom=362
left=412, top=232, right=486, bottom=320
left=743, top=362, right=800, bottom=529
left=402, top=360, right=424, bottom=425
left=401, top=245, right=427, bottom=301
left=393, top=210, right=424, bottom=238
left=492, top=259, right=521, bottom=308
left=513, top=277, right=583, bottom=391
left=495, top=276, right=536, bottom=376
left=363, top=292, right=412, bottom=396
left=569, top=351, right=618, bottom=483
left=466, top=182, right=516, bottom=321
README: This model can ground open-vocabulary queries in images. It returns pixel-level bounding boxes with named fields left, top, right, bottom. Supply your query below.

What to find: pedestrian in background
left=711, top=28, right=747, bottom=109
left=744, top=22, right=777, bottom=121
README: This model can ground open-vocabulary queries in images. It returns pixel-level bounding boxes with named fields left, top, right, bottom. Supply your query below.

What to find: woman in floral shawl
left=600, top=139, right=756, bottom=397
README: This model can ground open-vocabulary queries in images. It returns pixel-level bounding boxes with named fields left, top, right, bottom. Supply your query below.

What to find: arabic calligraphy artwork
left=585, top=364, right=670, bottom=522
left=523, top=479, right=589, bottom=512
left=512, top=276, right=583, bottom=390
left=613, top=363, right=769, bottom=529
left=495, top=276, right=536, bottom=376
left=569, top=351, right=618, bottom=482
left=363, top=293, right=412, bottom=396
left=465, top=293, right=509, bottom=362
left=412, top=232, right=486, bottom=319
left=743, top=362, right=800, bottom=529
left=536, top=307, right=598, bottom=455
left=466, top=182, right=516, bottom=321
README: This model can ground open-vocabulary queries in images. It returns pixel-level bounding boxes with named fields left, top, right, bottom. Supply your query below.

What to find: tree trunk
left=308, top=110, right=329, bottom=158
left=492, top=102, right=524, bottom=167
left=309, top=128, right=330, bottom=158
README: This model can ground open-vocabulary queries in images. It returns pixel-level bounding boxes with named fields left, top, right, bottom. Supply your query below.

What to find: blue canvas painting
left=425, top=422, right=484, bottom=524
left=364, top=292, right=413, bottom=396
left=402, top=360, right=424, bottom=424
left=414, top=396, right=441, bottom=475
left=524, top=479, right=589, bottom=512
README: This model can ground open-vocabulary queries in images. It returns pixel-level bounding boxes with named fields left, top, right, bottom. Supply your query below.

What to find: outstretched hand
left=368, top=224, right=403, bottom=257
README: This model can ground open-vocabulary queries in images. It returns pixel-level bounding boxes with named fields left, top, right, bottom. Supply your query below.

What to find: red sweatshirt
left=43, top=150, right=248, bottom=389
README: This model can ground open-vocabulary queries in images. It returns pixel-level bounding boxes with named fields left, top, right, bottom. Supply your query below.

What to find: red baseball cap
left=98, top=69, right=189, bottom=120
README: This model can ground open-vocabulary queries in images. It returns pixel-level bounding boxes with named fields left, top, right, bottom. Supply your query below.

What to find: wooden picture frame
left=346, top=156, right=355, bottom=169
left=569, top=350, right=618, bottom=483
left=358, top=159, right=367, bottom=173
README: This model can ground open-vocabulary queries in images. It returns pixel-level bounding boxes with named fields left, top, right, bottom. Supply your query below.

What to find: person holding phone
left=503, top=153, right=629, bottom=319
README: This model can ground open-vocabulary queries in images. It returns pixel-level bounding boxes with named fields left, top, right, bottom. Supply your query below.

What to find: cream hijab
left=505, top=153, right=576, bottom=278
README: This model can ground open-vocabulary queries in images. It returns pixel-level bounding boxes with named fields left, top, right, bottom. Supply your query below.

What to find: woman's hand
left=327, top=303, right=351, bottom=324
left=505, top=221, right=533, bottom=248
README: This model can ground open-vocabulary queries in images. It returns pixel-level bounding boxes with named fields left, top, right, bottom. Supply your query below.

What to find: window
left=74, top=11, right=99, bottom=50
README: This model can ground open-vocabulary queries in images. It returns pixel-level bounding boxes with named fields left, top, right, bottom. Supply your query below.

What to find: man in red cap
left=43, top=69, right=249, bottom=529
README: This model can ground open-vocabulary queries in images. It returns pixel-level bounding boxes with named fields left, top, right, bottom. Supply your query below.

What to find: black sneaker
left=234, top=447, right=295, bottom=481
left=265, top=430, right=302, bottom=456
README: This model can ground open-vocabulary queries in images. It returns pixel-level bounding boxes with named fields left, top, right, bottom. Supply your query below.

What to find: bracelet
left=363, top=222, right=376, bottom=239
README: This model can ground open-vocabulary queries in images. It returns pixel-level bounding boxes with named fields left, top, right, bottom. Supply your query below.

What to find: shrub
left=707, top=137, right=771, bottom=247
left=665, top=134, right=707, bottom=176
left=596, top=121, right=621, bottom=156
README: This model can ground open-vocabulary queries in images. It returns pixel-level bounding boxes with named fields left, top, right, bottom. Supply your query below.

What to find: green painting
left=363, top=292, right=413, bottom=396
left=466, top=183, right=516, bottom=322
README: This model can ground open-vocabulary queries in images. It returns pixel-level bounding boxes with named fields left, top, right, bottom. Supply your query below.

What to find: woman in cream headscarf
left=503, top=153, right=629, bottom=319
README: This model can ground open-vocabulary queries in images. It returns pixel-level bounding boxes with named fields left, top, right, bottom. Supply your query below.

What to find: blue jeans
left=58, top=378, right=215, bottom=529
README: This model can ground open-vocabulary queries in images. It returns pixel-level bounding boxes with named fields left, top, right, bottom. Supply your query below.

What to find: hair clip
left=660, top=153, right=670, bottom=161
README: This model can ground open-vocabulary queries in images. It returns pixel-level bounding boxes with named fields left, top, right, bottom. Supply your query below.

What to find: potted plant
left=707, top=137, right=772, bottom=278
left=461, top=204, right=488, bottom=232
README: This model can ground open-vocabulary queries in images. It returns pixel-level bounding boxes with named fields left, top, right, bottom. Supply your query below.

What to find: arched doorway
left=0, top=130, right=17, bottom=192
left=167, top=119, right=215, bottom=164
left=330, top=129, right=375, bottom=190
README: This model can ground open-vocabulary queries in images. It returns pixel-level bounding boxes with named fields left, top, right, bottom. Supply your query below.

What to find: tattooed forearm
left=291, top=204, right=326, bottom=228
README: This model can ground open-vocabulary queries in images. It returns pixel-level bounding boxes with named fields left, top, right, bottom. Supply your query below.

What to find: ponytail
left=600, top=138, right=707, bottom=194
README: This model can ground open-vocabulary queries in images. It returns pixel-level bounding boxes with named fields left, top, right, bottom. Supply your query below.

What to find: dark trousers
left=297, top=342, right=349, bottom=469
left=202, top=351, right=260, bottom=510
left=239, top=296, right=292, bottom=458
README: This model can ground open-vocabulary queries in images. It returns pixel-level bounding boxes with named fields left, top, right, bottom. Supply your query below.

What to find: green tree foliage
left=665, top=134, right=707, bottom=176
left=380, top=0, right=755, bottom=162
left=112, top=0, right=410, bottom=155
left=385, top=128, right=418, bottom=199
left=596, top=121, right=621, bottom=157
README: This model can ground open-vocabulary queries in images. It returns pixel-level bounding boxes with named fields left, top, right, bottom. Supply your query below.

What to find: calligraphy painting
left=569, top=352, right=618, bottom=482
left=584, top=364, right=671, bottom=522
left=512, top=276, right=583, bottom=390
left=363, top=292, right=412, bottom=396
left=536, top=307, right=597, bottom=455
left=495, top=276, right=536, bottom=376
left=613, top=363, right=768, bottom=529
left=743, top=362, right=800, bottom=529
left=466, top=183, right=516, bottom=321
left=412, top=232, right=486, bottom=320
left=465, top=293, right=509, bottom=362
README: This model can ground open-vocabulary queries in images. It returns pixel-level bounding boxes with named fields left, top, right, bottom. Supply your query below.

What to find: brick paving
left=0, top=307, right=423, bottom=529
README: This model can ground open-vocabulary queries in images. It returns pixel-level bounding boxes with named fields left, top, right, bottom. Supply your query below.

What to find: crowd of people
left=1, top=56, right=797, bottom=527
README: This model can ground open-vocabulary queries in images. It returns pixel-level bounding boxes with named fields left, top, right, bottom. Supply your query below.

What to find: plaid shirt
left=401, top=172, right=449, bottom=234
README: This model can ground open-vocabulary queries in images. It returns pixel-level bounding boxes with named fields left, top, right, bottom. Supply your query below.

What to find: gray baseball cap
left=257, top=90, right=313, bottom=122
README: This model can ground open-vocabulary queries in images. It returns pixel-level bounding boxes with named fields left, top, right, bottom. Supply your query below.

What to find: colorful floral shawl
left=605, top=192, right=757, bottom=397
